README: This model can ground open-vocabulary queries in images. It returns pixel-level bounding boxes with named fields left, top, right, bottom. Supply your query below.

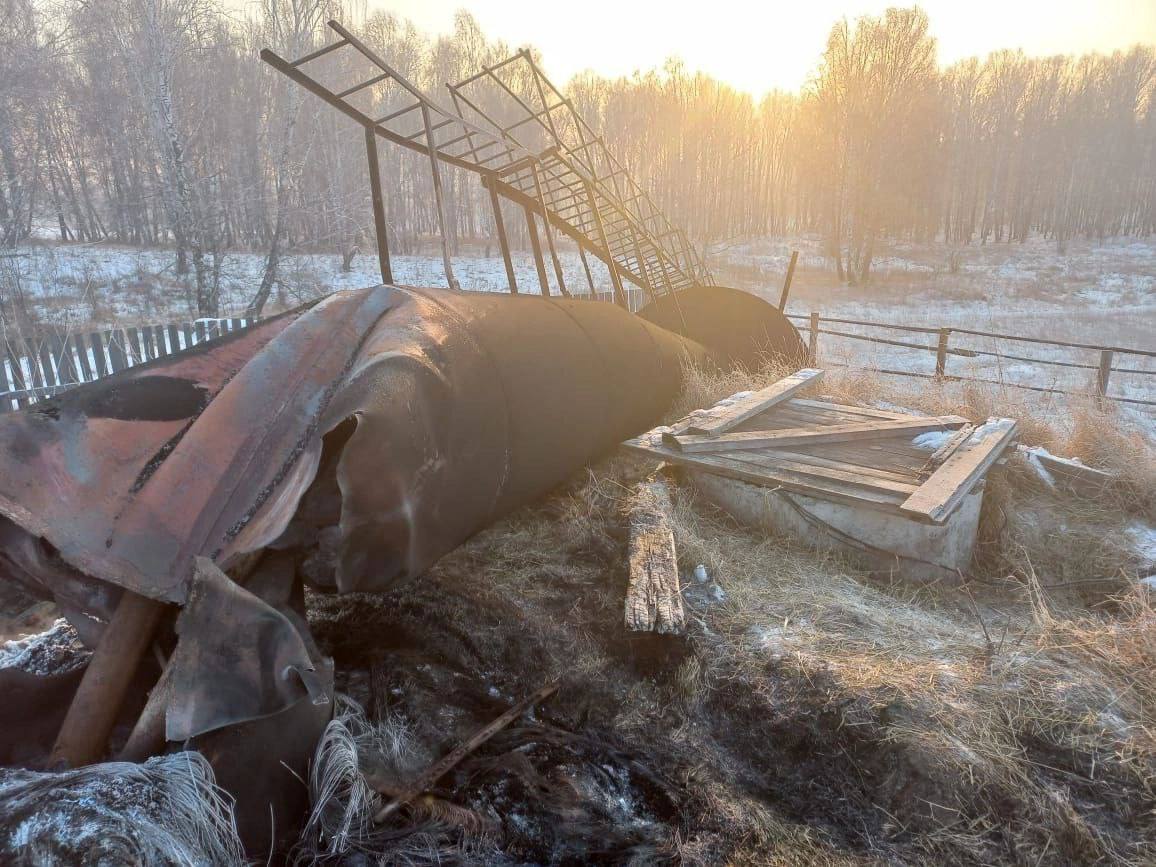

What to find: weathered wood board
left=624, top=371, right=1017, bottom=526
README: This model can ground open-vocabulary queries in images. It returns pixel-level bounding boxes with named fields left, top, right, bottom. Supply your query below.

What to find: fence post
left=935, top=328, right=950, bottom=379
left=1097, top=350, right=1114, bottom=400
left=778, top=250, right=799, bottom=311
left=808, top=311, right=820, bottom=365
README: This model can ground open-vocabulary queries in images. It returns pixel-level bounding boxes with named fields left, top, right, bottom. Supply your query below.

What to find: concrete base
left=690, top=471, right=982, bottom=583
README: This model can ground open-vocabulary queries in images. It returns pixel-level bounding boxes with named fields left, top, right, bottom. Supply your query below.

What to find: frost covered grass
left=0, top=752, right=244, bottom=864
left=293, top=358, right=1155, bottom=864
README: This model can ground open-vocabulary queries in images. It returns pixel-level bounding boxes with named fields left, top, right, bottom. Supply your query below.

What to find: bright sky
left=373, top=0, right=1156, bottom=95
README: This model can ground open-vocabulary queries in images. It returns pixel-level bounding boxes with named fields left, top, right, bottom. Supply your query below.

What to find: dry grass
left=306, top=360, right=1155, bottom=865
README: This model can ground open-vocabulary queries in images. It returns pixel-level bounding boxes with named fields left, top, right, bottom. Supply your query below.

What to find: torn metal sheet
left=0, top=283, right=800, bottom=857
left=0, top=285, right=798, bottom=610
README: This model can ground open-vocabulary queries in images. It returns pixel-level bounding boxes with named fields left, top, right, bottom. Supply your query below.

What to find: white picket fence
left=2, top=317, right=257, bottom=412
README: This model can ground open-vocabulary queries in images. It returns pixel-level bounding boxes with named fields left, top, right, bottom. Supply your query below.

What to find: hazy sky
left=370, top=0, right=1156, bottom=95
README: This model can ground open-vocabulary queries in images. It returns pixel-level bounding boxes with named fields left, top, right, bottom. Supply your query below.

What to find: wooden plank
left=107, top=330, right=127, bottom=372
left=621, top=440, right=908, bottom=512
left=72, top=334, right=94, bottom=382
left=46, top=334, right=75, bottom=384
left=5, top=343, right=26, bottom=391
left=725, top=450, right=920, bottom=495
left=731, top=448, right=919, bottom=485
left=688, top=369, right=823, bottom=436
left=670, top=416, right=968, bottom=453
left=90, top=332, right=108, bottom=377
left=152, top=325, right=169, bottom=357
left=901, top=419, right=1018, bottom=523
left=125, top=326, right=142, bottom=364
left=625, top=478, right=684, bottom=634
left=786, top=398, right=921, bottom=421
left=39, top=339, right=58, bottom=387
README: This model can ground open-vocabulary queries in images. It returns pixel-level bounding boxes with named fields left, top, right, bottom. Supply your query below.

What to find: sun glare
left=378, top=0, right=1156, bottom=95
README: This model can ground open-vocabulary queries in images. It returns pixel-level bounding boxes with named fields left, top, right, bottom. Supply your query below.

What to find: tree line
left=2, top=0, right=1154, bottom=315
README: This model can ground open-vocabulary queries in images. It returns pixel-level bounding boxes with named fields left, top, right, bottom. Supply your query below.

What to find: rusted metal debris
left=0, top=283, right=802, bottom=855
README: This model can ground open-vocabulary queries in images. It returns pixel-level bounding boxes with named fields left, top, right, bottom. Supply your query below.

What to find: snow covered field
left=1, top=235, right=1153, bottom=424
left=713, top=235, right=1156, bottom=423
left=0, top=242, right=620, bottom=331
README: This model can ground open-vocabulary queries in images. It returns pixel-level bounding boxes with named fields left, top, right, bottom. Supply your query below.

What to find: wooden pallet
left=624, top=370, right=1018, bottom=524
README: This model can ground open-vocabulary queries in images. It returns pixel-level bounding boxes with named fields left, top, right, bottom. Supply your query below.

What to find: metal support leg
left=488, top=180, right=517, bottom=294
left=365, top=129, right=393, bottom=284
left=524, top=206, right=550, bottom=296
left=421, top=103, right=459, bottom=291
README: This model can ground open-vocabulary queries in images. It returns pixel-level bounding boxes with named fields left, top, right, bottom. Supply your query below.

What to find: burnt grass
left=305, top=464, right=1155, bottom=866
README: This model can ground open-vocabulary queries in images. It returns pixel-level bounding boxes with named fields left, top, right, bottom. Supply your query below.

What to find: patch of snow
left=911, top=430, right=953, bottom=450
left=1126, top=522, right=1156, bottom=565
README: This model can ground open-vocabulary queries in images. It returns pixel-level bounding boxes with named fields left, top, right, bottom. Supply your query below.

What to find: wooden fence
left=2, top=317, right=256, bottom=412
left=791, top=312, right=1156, bottom=409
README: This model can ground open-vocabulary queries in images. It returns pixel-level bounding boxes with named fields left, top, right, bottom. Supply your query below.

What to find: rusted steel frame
left=420, top=102, right=460, bottom=291
left=265, top=24, right=670, bottom=301
left=581, top=176, right=693, bottom=290
left=492, top=169, right=641, bottom=295
left=403, top=115, right=456, bottom=143
left=51, top=591, right=169, bottom=767
left=445, top=86, right=535, bottom=161
left=451, top=49, right=524, bottom=89
left=523, top=206, right=551, bottom=296
left=508, top=55, right=696, bottom=281
left=274, top=20, right=537, bottom=174
left=471, top=62, right=550, bottom=142
left=530, top=164, right=569, bottom=297
left=587, top=181, right=627, bottom=307
left=335, top=71, right=390, bottom=99
left=528, top=61, right=564, bottom=145
left=483, top=175, right=518, bottom=294
left=261, top=49, right=497, bottom=175
left=578, top=245, right=596, bottom=293
left=290, top=36, right=348, bottom=67
left=373, top=101, right=421, bottom=126
left=365, top=128, right=393, bottom=284
left=443, top=87, right=491, bottom=165
left=373, top=681, right=560, bottom=824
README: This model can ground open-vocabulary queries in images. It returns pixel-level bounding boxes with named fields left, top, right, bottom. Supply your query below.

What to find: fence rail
left=2, top=317, right=257, bottom=413
left=789, top=311, right=1156, bottom=408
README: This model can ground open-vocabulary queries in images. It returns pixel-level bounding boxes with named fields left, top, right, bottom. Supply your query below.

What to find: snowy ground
left=0, top=242, right=623, bottom=332
left=1, top=235, right=1152, bottom=424
left=712, top=234, right=1156, bottom=424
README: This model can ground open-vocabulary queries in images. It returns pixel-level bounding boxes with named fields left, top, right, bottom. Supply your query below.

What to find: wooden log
left=116, top=659, right=173, bottom=763
left=374, top=680, right=559, bottom=823
left=50, top=591, right=168, bottom=767
left=624, top=478, right=684, bottom=634
left=777, top=250, right=798, bottom=311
